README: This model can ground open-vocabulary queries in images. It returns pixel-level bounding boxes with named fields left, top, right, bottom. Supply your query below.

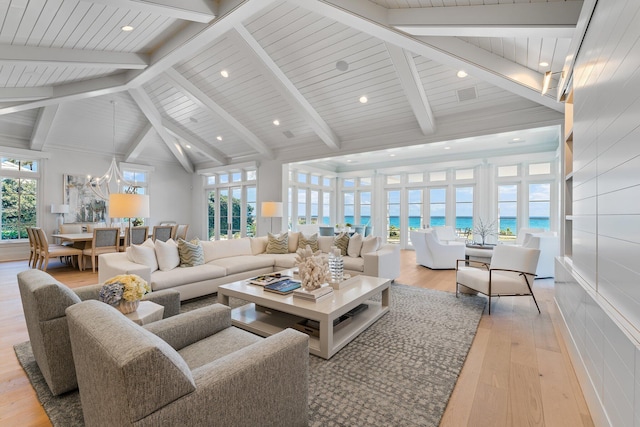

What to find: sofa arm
left=143, top=289, right=180, bottom=318
left=143, top=304, right=231, bottom=350
left=362, top=243, right=400, bottom=280
left=98, top=252, right=151, bottom=285
left=143, top=328, right=309, bottom=427
left=73, top=284, right=102, bottom=301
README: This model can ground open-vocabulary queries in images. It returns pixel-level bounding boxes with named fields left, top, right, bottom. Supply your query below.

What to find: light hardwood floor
left=0, top=251, right=594, bottom=427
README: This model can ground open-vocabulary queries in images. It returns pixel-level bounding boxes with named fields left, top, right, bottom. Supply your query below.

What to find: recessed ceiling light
left=359, top=96, right=368, bottom=104
left=457, top=70, right=468, bottom=78
left=389, top=153, right=396, bottom=157
left=185, top=144, right=191, bottom=149
left=444, top=146, right=451, bottom=150
left=346, top=159, right=354, bottom=163
left=121, top=25, right=134, bottom=32
left=336, top=60, right=349, bottom=72
left=216, top=136, right=223, bottom=141
left=539, top=61, right=549, bottom=67
left=220, top=70, right=229, bottom=78
left=273, top=119, right=280, bottom=126
left=512, top=137, right=521, bottom=141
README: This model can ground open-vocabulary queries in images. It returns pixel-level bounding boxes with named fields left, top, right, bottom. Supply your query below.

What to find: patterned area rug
left=14, top=283, right=485, bottom=427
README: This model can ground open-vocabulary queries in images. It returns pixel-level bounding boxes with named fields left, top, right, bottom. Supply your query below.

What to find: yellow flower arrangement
left=100, top=274, right=150, bottom=306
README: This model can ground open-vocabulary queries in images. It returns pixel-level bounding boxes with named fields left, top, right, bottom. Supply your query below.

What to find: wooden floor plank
left=0, top=250, right=594, bottom=427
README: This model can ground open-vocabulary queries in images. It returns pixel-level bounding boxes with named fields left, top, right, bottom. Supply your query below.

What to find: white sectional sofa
left=98, top=233, right=400, bottom=301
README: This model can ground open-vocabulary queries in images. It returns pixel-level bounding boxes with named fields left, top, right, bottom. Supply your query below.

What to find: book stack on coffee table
left=293, top=285, right=334, bottom=301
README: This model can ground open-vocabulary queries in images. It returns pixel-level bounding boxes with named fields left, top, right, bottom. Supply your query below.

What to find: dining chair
left=33, top=227, right=83, bottom=271
left=174, top=224, right=189, bottom=241
left=152, top=225, right=175, bottom=242
left=26, top=227, right=38, bottom=268
left=59, top=224, right=83, bottom=234
left=81, top=227, right=120, bottom=272
left=318, top=226, right=335, bottom=236
left=122, top=226, right=149, bottom=249
left=352, top=225, right=365, bottom=235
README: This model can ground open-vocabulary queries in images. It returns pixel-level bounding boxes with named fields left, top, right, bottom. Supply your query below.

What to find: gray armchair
left=17, top=269, right=180, bottom=395
left=66, top=300, right=309, bottom=427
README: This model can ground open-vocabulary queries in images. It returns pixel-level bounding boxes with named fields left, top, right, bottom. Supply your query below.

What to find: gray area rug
left=14, top=283, right=485, bottom=427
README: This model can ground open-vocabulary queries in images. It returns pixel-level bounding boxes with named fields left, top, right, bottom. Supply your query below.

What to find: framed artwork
left=63, top=174, right=107, bottom=223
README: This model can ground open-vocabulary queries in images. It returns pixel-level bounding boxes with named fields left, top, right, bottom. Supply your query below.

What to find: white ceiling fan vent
left=283, top=130, right=295, bottom=138
left=456, top=86, right=478, bottom=102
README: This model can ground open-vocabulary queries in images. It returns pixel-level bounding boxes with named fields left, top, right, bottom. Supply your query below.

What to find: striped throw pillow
left=334, top=232, right=349, bottom=256
left=298, top=233, right=319, bottom=252
left=266, top=232, right=289, bottom=254
left=178, top=238, right=204, bottom=267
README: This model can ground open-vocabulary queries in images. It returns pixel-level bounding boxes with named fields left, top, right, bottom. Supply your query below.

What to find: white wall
left=556, top=0, right=640, bottom=425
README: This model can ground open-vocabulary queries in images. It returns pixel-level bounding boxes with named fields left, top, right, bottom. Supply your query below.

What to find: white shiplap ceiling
left=0, top=0, right=587, bottom=171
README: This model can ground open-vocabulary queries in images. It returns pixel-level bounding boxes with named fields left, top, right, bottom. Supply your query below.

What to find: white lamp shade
left=51, top=204, right=70, bottom=214
left=261, top=201, right=283, bottom=218
left=109, top=193, right=150, bottom=218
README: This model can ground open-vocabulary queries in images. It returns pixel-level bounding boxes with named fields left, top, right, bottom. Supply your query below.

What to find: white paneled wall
left=556, top=0, right=640, bottom=425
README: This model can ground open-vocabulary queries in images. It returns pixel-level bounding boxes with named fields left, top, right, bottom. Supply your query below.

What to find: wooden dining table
left=52, top=232, right=126, bottom=250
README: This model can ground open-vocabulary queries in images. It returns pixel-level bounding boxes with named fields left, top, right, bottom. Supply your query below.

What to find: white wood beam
left=0, top=74, right=129, bottom=115
left=305, top=0, right=563, bottom=113
left=385, top=43, right=435, bottom=135
left=30, top=105, right=59, bottom=151
left=0, top=87, right=52, bottom=102
left=389, top=2, right=582, bottom=38
left=0, top=45, right=148, bottom=69
left=163, top=67, right=274, bottom=158
left=162, top=120, right=227, bottom=165
left=231, top=24, right=341, bottom=150
left=83, top=0, right=216, bottom=23
left=128, top=87, right=194, bottom=173
left=124, top=123, right=154, bottom=162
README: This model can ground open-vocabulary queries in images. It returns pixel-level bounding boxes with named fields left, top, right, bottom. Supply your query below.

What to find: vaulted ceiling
left=0, top=0, right=587, bottom=172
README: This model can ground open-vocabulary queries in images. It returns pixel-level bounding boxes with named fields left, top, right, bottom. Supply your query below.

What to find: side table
left=125, top=301, right=164, bottom=325
left=464, top=245, right=494, bottom=264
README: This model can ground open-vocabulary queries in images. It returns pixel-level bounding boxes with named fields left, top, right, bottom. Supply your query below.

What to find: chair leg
left=524, top=279, right=541, bottom=314
left=42, top=255, right=49, bottom=271
left=488, top=296, right=491, bottom=315
left=92, top=255, right=96, bottom=273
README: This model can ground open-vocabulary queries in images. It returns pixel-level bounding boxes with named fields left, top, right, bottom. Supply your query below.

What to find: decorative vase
left=118, top=299, right=140, bottom=314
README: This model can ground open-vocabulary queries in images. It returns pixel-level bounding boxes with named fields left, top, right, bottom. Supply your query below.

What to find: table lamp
left=261, top=201, right=283, bottom=234
left=109, top=193, right=150, bottom=247
left=51, top=204, right=69, bottom=232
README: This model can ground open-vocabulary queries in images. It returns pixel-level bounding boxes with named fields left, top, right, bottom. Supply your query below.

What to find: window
left=1, top=158, right=38, bottom=240
left=429, top=188, right=446, bottom=227
left=359, top=191, right=371, bottom=226
left=298, top=188, right=307, bottom=224
left=207, top=176, right=216, bottom=185
left=429, top=171, right=446, bottom=182
left=408, top=173, right=423, bottom=183
left=455, top=187, right=473, bottom=231
left=322, top=192, right=331, bottom=225
left=529, top=183, right=550, bottom=230
left=529, top=163, right=551, bottom=175
left=456, top=169, right=474, bottom=180
left=386, top=175, right=401, bottom=185
left=343, top=178, right=355, bottom=187
left=359, top=177, right=371, bottom=186
left=310, top=190, right=319, bottom=224
left=498, top=165, right=518, bottom=177
left=407, top=189, right=422, bottom=242
left=343, top=191, right=354, bottom=225
left=498, top=184, right=518, bottom=237
left=386, top=190, right=400, bottom=243
left=246, top=186, right=256, bottom=236
left=231, top=172, right=242, bottom=182
left=311, top=175, right=319, bottom=185
left=297, top=172, right=307, bottom=184
left=206, top=169, right=256, bottom=240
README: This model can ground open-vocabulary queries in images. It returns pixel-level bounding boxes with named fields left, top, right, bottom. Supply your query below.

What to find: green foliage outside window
left=208, top=194, right=255, bottom=239
left=2, top=177, right=37, bottom=240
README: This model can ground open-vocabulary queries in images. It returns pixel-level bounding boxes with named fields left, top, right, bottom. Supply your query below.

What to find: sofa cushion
left=266, top=232, right=288, bottom=254
left=178, top=238, right=204, bottom=267
left=334, top=232, right=349, bottom=256
left=298, top=233, right=319, bottom=252
left=155, top=238, right=180, bottom=271
left=343, top=256, right=364, bottom=272
left=347, top=233, right=363, bottom=257
left=250, top=236, right=268, bottom=255
left=258, top=253, right=299, bottom=269
left=202, top=238, right=253, bottom=262
left=151, top=264, right=227, bottom=291
left=361, top=235, right=381, bottom=254
left=288, top=231, right=300, bottom=253
left=211, top=255, right=275, bottom=275
left=178, top=326, right=263, bottom=370
left=318, top=236, right=334, bottom=254
left=127, top=239, right=158, bottom=273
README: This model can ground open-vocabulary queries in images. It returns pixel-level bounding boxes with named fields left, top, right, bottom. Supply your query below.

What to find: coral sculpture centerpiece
left=294, top=245, right=330, bottom=291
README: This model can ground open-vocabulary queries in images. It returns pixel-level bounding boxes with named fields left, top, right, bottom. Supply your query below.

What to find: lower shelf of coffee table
left=229, top=301, right=387, bottom=359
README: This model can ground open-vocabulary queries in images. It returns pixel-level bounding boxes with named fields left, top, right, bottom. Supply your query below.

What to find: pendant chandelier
left=88, top=100, right=135, bottom=200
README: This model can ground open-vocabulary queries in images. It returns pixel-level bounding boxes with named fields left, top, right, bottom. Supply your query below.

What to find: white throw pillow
left=361, top=235, right=380, bottom=254
left=126, top=243, right=158, bottom=273
left=155, top=238, right=180, bottom=271
left=347, top=232, right=363, bottom=257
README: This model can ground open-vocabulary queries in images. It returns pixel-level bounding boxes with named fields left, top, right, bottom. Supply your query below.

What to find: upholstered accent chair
left=17, top=269, right=180, bottom=396
left=519, top=232, right=559, bottom=278
left=432, top=226, right=466, bottom=244
left=456, top=244, right=541, bottom=314
left=410, top=229, right=466, bottom=269
left=352, top=224, right=365, bottom=235
left=514, top=228, right=545, bottom=245
left=173, top=224, right=189, bottom=241
left=33, top=227, right=83, bottom=271
left=81, top=227, right=120, bottom=272
left=66, top=300, right=309, bottom=427
left=152, top=225, right=175, bottom=242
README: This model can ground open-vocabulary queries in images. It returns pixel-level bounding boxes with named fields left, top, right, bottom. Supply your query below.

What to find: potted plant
left=473, top=219, right=498, bottom=246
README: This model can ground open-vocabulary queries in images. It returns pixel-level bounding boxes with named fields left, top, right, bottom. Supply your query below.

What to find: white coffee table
left=218, top=273, right=391, bottom=359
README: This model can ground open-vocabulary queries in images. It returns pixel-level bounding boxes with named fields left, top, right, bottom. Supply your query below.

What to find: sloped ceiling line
left=384, top=42, right=435, bottom=135
left=162, top=119, right=227, bottom=165
left=124, top=123, right=154, bottom=162
left=82, top=0, right=217, bottom=23
left=128, top=87, right=194, bottom=173
left=162, top=67, right=274, bottom=159
left=231, top=24, right=341, bottom=151
left=307, top=0, right=564, bottom=113
left=0, top=45, right=149, bottom=69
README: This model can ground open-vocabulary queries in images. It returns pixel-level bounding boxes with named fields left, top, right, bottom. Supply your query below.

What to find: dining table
left=52, top=232, right=126, bottom=250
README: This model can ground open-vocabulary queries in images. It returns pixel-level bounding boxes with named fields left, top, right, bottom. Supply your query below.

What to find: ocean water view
left=339, top=216, right=549, bottom=232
